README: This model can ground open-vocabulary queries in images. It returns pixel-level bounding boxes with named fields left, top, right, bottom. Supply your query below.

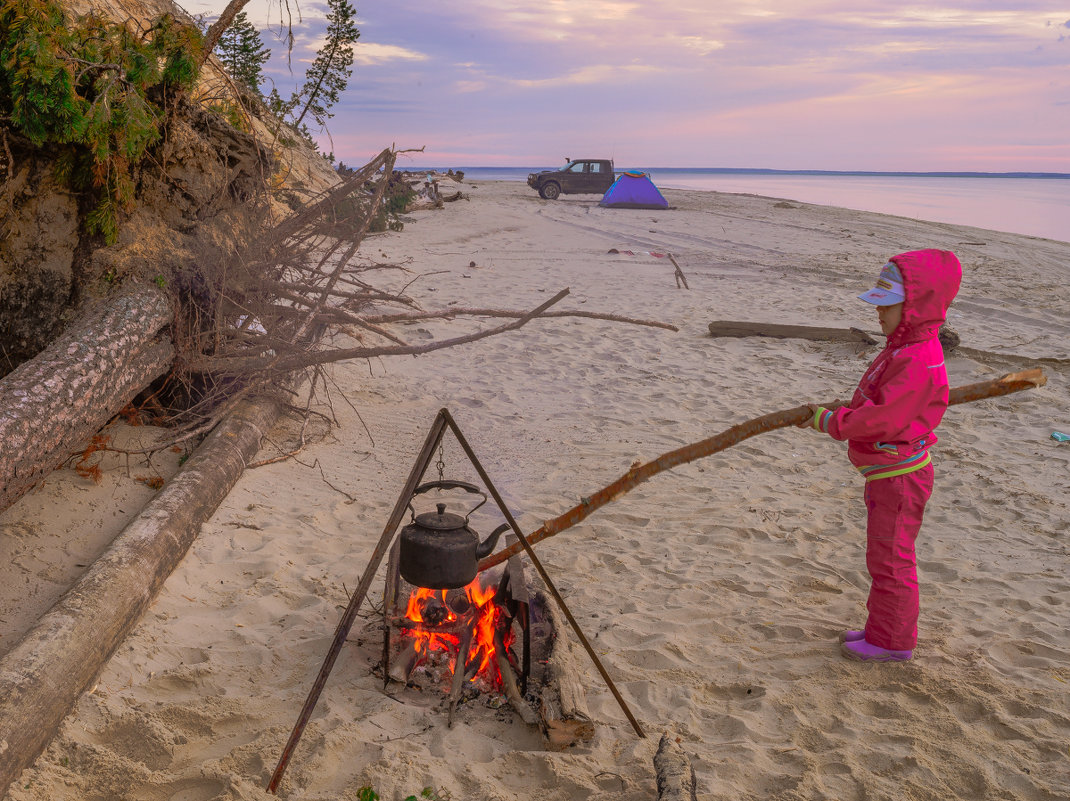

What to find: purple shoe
left=842, top=638, right=913, bottom=662
left=840, top=630, right=865, bottom=643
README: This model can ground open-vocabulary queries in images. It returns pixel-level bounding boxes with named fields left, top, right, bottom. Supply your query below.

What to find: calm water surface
left=425, top=167, right=1069, bottom=244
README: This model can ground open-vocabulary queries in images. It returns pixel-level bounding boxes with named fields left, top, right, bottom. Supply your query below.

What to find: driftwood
left=0, top=394, right=282, bottom=800
left=447, top=626, right=475, bottom=726
left=707, top=320, right=963, bottom=351
left=0, top=285, right=174, bottom=516
left=478, top=369, right=1047, bottom=572
left=654, top=735, right=699, bottom=801
left=708, top=320, right=878, bottom=345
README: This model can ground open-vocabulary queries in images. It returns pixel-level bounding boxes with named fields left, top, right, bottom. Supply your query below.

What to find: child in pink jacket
left=802, top=249, right=962, bottom=662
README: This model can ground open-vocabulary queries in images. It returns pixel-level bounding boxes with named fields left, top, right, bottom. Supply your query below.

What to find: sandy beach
left=4, top=180, right=1069, bottom=800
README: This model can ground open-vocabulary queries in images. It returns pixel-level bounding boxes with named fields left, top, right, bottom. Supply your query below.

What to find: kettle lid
left=413, top=502, right=468, bottom=531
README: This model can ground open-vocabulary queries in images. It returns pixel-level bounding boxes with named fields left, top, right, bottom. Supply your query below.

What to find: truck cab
left=527, top=158, right=616, bottom=200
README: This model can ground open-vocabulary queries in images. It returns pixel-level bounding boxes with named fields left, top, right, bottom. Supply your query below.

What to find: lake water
left=420, top=167, right=1070, bottom=244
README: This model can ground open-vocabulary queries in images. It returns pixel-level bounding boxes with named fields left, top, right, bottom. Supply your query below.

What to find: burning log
left=494, top=628, right=536, bottom=727
left=388, top=616, right=470, bottom=633
left=382, top=541, right=403, bottom=688
left=447, top=625, right=474, bottom=727
left=388, top=639, right=422, bottom=685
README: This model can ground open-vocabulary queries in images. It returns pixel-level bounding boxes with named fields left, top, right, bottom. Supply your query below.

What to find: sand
left=4, top=180, right=1070, bottom=800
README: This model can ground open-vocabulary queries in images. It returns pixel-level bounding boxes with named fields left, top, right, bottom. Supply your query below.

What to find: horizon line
left=394, top=165, right=1070, bottom=179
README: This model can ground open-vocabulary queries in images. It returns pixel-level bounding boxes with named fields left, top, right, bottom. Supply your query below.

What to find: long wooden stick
left=478, top=369, right=1046, bottom=573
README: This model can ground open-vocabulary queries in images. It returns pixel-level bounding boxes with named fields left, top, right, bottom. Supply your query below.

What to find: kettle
left=398, top=480, right=510, bottom=589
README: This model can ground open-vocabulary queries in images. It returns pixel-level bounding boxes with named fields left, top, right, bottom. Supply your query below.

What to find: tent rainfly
left=599, top=171, right=669, bottom=209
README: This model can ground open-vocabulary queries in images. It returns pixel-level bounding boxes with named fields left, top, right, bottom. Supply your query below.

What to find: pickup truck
left=527, top=158, right=615, bottom=200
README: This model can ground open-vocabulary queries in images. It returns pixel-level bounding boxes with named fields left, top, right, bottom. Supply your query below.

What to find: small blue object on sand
left=1053, top=432, right=1070, bottom=442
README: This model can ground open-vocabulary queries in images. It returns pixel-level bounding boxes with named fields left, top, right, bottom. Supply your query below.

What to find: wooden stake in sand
left=478, top=369, right=1047, bottom=572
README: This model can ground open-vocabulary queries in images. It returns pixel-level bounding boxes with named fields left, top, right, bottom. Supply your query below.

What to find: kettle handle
left=412, top=479, right=482, bottom=496
left=409, top=480, right=488, bottom=520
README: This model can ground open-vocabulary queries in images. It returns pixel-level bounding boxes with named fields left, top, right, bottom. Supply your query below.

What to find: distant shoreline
left=399, top=167, right=1069, bottom=242
left=407, top=166, right=1070, bottom=180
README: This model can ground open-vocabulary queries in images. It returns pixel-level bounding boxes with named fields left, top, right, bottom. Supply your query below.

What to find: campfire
left=381, top=540, right=536, bottom=727
left=399, top=579, right=515, bottom=692
left=372, top=533, right=593, bottom=749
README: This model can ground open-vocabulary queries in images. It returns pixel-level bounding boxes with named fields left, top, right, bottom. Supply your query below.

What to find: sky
left=188, top=1, right=1070, bottom=172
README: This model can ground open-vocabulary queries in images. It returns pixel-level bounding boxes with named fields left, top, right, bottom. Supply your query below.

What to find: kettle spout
left=476, top=523, right=511, bottom=560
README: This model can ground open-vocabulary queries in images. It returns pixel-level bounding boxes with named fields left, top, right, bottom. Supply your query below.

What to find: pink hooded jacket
left=812, top=249, right=962, bottom=480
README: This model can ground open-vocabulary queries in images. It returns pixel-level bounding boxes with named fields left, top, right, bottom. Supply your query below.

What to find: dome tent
left=599, top=171, right=669, bottom=209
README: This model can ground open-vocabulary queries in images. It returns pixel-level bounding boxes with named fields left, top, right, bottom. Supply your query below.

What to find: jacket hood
left=886, top=249, right=962, bottom=346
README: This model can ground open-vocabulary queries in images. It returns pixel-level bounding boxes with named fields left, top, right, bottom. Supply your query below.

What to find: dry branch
left=169, top=145, right=679, bottom=445
left=667, top=253, right=689, bottom=290
left=363, top=307, right=679, bottom=332
left=184, top=288, right=573, bottom=376
left=478, top=369, right=1047, bottom=572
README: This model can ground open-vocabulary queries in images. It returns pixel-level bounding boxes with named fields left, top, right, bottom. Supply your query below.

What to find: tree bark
left=0, top=394, right=283, bottom=800
left=0, top=285, right=175, bottom=516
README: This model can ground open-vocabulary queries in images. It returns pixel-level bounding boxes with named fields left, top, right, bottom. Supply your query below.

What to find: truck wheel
left=540, top=182, right=561, bottom=200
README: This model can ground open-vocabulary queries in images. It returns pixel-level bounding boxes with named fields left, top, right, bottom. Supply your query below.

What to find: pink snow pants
left=862, top=464, right=934, bottom=651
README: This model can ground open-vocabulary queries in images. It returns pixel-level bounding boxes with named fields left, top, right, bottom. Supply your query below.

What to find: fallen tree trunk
left=0, top=285, right=174, bottom=515
left=478, top=369, right=1047, bottom=572
left=0, top=394, right=282, bottom=799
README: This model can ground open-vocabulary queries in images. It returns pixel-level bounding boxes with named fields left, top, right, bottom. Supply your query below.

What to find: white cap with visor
left=858, top=262, right=905, bottom=306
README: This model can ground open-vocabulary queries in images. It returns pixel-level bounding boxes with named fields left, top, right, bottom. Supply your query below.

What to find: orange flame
left=402, top=576, right=513, bottom=686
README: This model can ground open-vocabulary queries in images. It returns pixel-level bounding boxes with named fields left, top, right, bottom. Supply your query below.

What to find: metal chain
left=435, top=444, right=446, bottom=482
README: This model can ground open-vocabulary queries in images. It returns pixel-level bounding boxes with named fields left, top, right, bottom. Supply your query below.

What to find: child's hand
left=796, top=404, right=819, bottom=428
